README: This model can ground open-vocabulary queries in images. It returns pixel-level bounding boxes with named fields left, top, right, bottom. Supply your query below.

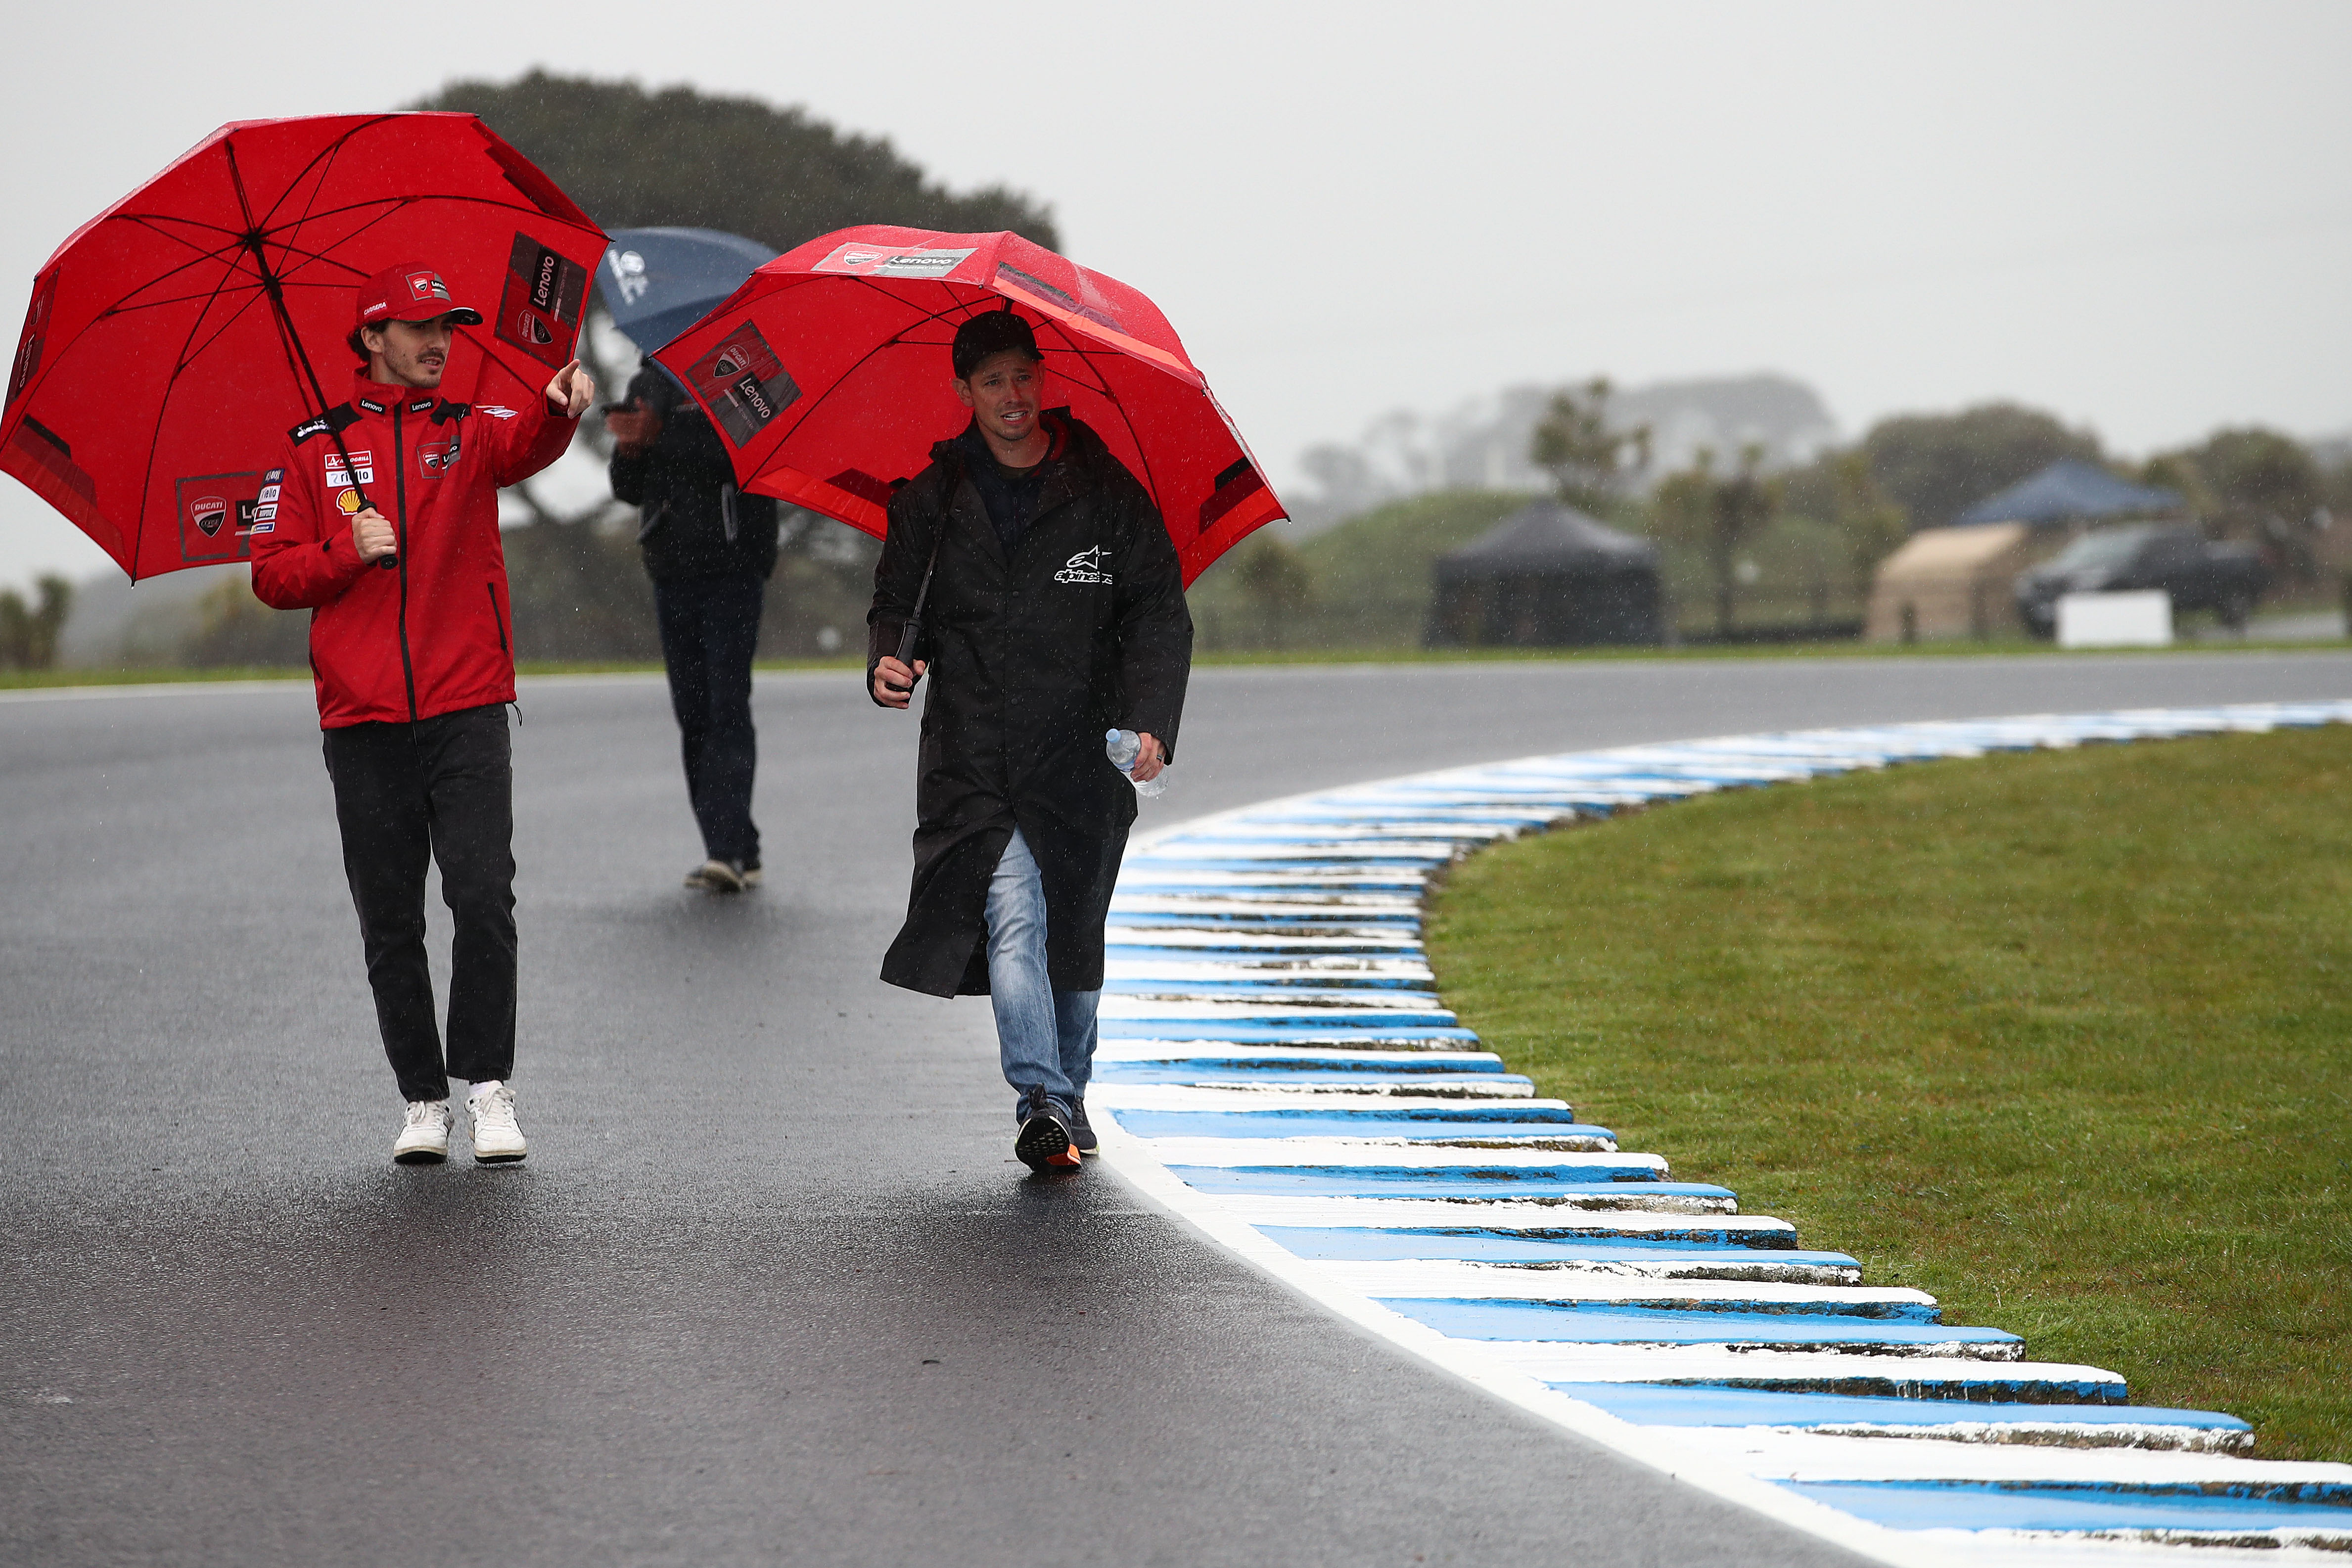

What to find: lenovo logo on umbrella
left=684, top=321, right=802, bottom=448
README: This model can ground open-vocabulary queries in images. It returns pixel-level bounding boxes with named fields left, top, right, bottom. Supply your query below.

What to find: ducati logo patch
left=1055, top=545, right=1112, bottom=586
left=418, top=434, right=460, bottom=473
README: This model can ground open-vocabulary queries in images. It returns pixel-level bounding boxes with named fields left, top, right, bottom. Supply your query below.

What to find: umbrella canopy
left=651, top=225, right=1284, bottom=586
left=596, top=228, right=779, bottom=357
left=1951, top=458, right=2182, bottom=528
left=0, top=112, right=607, bottom=581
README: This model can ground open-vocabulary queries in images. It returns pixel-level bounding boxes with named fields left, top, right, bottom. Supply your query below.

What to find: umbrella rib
left=252, top=117, right=396, bottom=233
left=1031, top=313, right=1165, bottom=508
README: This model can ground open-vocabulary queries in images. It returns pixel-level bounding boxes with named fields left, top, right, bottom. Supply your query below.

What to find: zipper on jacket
left=392, top=405, right=419, bottom=724
left=487, top=582, right=508, bottom=653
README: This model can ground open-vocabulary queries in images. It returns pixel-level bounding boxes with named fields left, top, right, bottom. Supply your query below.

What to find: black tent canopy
left=1426, top=500, right=1664, bottom=647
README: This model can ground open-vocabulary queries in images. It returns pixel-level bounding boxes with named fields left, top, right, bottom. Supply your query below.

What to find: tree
left=1529, top=378, right=1649, bottom=515
left=1650, top=445, right=1778, bottom=637
left=1231, top=534, right=1314, bottom=646
left=183, top=575, right=310, bottom=667
left=411, top=72, right=1059, bottom=256
left=1829, top=451, right=1908, bottom=600
left=1861, top=403, right=2102, bottom=531
left=0, top=575, right=72, bottom=669
left=2166, top=427, right=2325, bottom=583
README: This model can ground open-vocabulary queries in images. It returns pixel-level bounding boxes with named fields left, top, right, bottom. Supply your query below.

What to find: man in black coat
left=607, top=362, right=782, bottom=892
left=869, top=309, right=1193, bottom=1172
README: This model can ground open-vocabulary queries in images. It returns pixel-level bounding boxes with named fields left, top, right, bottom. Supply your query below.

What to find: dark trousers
left=654, top=573, right=763, bottom=867
left=321, top=704, right=516, bottom=1104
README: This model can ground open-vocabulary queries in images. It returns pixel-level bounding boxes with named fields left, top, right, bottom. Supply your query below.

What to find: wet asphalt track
left=4, top=650, right=2348, bottom=1568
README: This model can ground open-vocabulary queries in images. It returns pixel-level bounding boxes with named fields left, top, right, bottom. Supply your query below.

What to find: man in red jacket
left=253, top=262, right=592, bottom=1166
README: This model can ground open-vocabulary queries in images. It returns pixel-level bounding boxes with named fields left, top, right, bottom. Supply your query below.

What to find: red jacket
left=252, top=371, right=578, bottom=728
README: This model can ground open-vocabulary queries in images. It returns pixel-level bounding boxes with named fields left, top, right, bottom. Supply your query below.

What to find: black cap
left=951, top=307, right=1041, bottom=380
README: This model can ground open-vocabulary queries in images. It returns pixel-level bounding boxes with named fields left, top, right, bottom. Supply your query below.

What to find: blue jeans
left=986, top=828, right=1100, bottom=1119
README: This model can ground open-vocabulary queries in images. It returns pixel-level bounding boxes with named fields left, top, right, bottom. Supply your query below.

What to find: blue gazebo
left=1951, top=459, right=2182, bottom=529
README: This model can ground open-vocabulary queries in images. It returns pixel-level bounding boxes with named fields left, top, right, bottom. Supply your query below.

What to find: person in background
left=605, top=361, right=782, bottom=893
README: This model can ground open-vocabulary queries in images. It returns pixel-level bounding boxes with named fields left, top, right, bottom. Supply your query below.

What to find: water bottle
left=1106, top=728, right=1167, bottom=798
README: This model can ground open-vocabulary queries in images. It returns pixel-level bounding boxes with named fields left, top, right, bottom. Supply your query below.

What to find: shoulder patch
left=474, top=404, right=517, bottom=420
left=288, top=404, right=361, bottom=445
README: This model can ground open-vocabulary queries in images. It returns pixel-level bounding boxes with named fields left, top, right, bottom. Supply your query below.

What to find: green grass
left=1426, top=725, right=2352, bottom=1462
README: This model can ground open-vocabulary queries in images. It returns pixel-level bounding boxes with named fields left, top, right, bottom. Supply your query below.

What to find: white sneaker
left=685, top=858, right=746, bottom=893
left=468, top=1081, right=528, bottom=1164
left=393, top=1100, right=452, bottom=1164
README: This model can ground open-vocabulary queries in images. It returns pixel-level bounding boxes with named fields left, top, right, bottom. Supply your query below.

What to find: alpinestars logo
left=1055, top=545, right=1112, bottom=586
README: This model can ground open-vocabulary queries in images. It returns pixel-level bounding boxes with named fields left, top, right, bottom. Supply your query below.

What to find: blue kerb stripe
left=1100, top=1014, right=1461, bottom=1032
left=1098, top=1023, right=1477, bottom=1042
left=1120, top=1112, right=1597, bottom=1141
left=1550, top=1384, right=2247, bottom=1432
left=1258, top=1227, right=1842, bottom=1263
left=1780, top=1479, right=2352, bottom=1534
left=1097, top=1065, right=1524, bottom=1087
left=1100, top=979, right=1439, bottom=994
left=1257, top=1222, right=1799, bottom=1252
left=1165, top=1170, right=1726, bottom=1199
left=1107, top=909, right=1422, bottom=925
left=1383, top=1300, right=2016, bottom=1346
left=1126, top=1104, right=1590, bottom=1127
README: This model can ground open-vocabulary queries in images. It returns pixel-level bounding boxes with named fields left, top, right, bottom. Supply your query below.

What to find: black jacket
left=868, top=412, right=1193, bottom=998
left=609, top=366, right=780, bottom=583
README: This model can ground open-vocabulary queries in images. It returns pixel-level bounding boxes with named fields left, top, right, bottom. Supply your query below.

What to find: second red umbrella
left=652, top=225, right=1285, bottom=586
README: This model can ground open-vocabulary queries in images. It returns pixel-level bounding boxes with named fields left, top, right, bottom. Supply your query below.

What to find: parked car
left=2014, top=524, right=2267, bottom=638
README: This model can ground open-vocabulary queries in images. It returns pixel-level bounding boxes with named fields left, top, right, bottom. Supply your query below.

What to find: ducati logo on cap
left=407, top=271, right=452, bottom=304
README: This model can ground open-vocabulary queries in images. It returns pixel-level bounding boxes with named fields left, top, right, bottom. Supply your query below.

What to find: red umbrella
left=0, top=112, right=607, bottom=581
left=651, top=225, right=1284, bottom=585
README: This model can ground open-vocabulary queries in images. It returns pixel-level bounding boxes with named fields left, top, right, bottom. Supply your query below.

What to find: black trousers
left=654, top=573, right=763, bottom=867
left=322, top=703, right=516, bottom=1104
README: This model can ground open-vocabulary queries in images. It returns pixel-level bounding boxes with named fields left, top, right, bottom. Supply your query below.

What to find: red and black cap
left=353, top=264, right=485, bottom=332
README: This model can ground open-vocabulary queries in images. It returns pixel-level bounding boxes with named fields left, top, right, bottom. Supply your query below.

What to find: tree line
left=1197, top=383, right=2350, bottom=648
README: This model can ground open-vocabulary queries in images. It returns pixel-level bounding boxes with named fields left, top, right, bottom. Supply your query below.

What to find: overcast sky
left=5, top=0, right=2348, bottom=588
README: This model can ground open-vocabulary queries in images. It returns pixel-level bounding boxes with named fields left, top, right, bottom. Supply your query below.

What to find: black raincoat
left=867, top=412, right=1193, bottom=998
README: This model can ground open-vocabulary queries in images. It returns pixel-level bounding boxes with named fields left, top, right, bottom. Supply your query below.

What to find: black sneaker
left=1068, top=1098, right=1099, bottom=1156
left=1014, top=1086, right=1079, bottom=1172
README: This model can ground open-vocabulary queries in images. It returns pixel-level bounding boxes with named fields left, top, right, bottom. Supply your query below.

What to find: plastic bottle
left=1106, top=728, right=1167, bottom=798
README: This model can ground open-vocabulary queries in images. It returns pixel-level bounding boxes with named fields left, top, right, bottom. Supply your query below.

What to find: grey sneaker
left=393, top=1100, right=452, bottom=1164
left=685, top=859, right=745, bottom=892
left=467, top=1081, right=527, bottom=1164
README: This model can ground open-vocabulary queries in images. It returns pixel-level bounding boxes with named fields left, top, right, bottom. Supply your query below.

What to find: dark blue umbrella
left=596, top=227, right=779, bottom=354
